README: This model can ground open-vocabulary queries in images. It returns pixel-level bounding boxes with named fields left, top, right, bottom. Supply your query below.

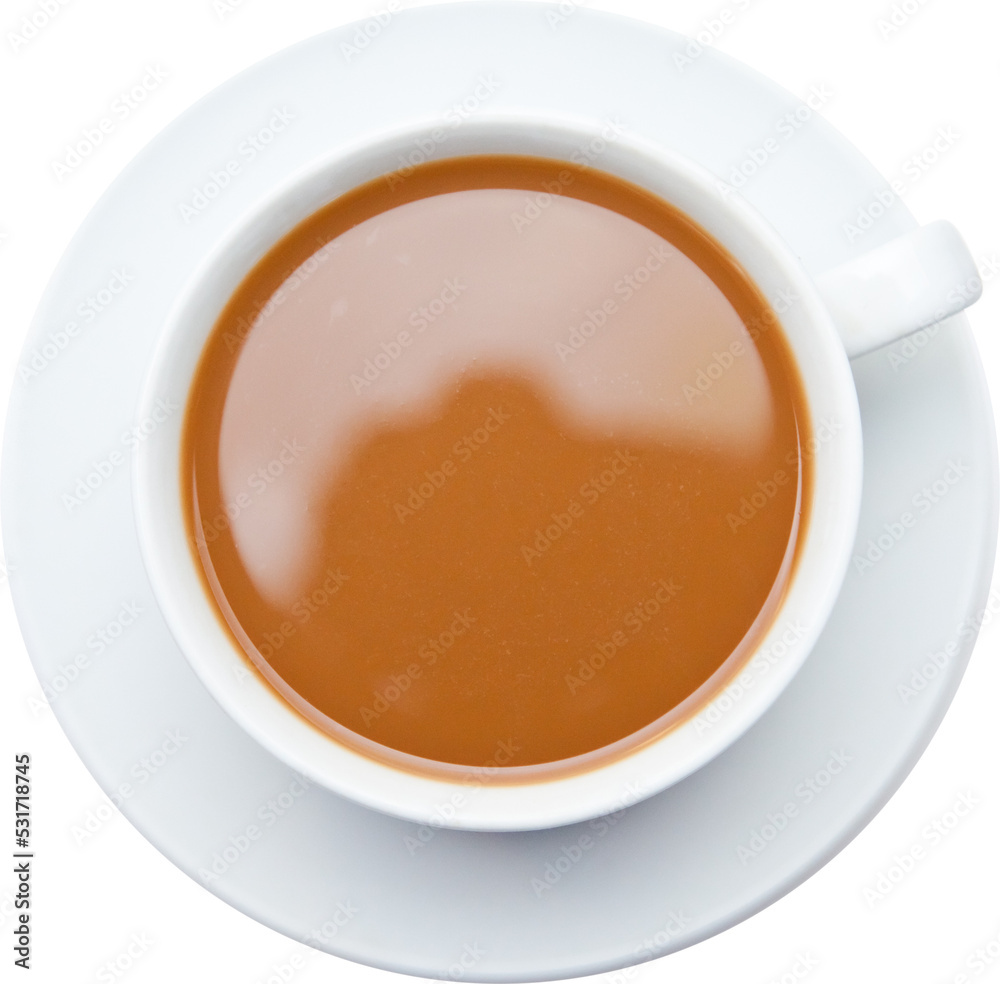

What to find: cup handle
left=814, top=221, right=982, bottom=359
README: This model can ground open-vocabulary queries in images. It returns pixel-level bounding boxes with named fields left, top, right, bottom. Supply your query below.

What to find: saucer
left=2, top=4, right=996, bottom=981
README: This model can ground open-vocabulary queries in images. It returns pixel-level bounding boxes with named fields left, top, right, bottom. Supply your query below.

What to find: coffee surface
left=183, top=155, right=808, bottom=771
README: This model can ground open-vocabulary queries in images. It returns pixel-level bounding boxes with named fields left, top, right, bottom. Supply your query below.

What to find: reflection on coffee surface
left=182, top=155, right=809, bottom=770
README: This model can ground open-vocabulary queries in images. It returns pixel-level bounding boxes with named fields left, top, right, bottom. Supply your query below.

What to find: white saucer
left=2, top=4, right=996, bottom=981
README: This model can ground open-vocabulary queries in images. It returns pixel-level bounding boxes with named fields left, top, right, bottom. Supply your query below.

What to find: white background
left=1, top=0, right=998, bottom=982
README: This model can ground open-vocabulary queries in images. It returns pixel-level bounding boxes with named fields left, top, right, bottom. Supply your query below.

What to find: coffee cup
left=132, top=115, right=981, bottom=831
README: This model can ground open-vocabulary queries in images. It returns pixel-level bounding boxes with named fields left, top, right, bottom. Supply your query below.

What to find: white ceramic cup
left=133, top=116, right=981, bottom=831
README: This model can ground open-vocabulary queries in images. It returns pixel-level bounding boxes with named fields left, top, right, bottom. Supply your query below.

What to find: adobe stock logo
left=7, top=0, right=73, bottom=53
left=339, top=1, right=402, bottom=63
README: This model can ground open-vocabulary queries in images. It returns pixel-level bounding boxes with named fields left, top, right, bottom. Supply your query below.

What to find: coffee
left=181, top=154, right=810, bottom=773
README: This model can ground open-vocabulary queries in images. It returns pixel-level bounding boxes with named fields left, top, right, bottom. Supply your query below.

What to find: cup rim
left=131, top=112, right=863, bottom=831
